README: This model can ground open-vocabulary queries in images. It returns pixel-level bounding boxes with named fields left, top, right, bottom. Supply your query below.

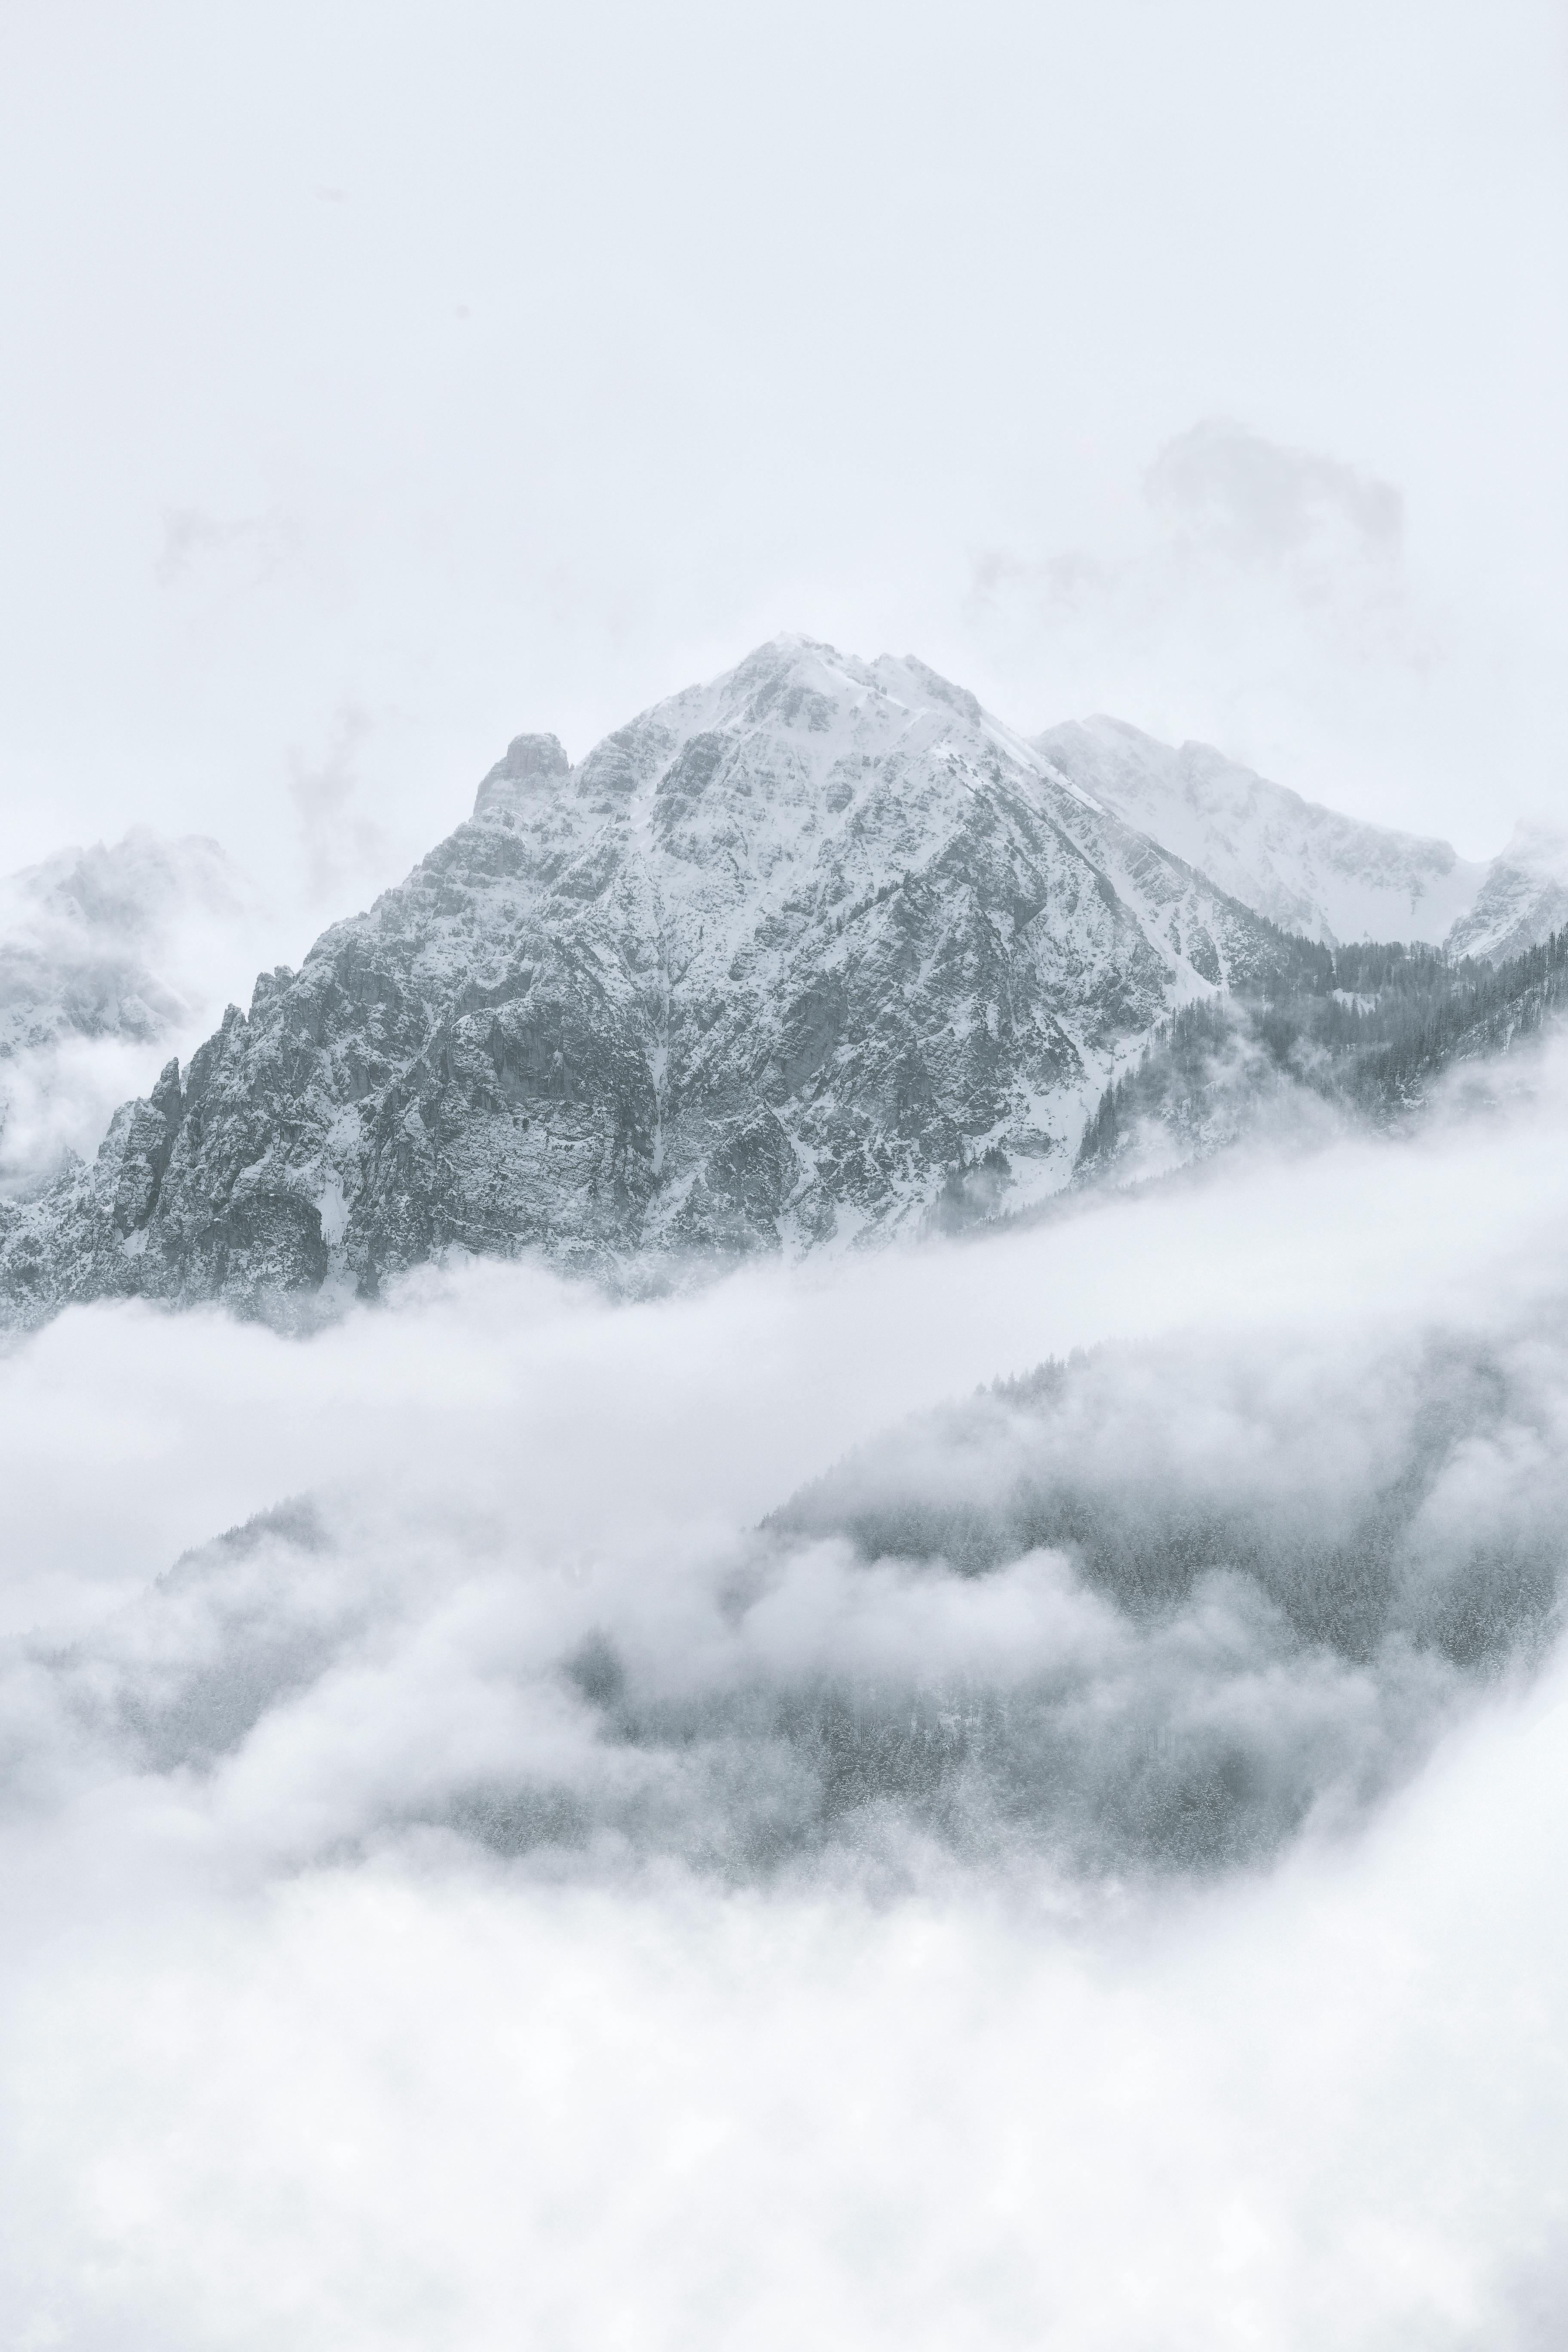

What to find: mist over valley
left=5, top=6, right=1568, bottom=2342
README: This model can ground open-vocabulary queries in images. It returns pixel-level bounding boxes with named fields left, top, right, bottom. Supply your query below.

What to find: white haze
left=0, top=832, right=281, bottom=1188
left=7, top=1047, right=1568, bottom=2341
left=0, top=0, right=1565, bottom=909
left=4, top=5, right=1568, bottom=2340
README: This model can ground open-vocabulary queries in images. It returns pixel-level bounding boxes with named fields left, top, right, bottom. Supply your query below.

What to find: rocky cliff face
left=0, top=639, right=1297, bottom=1326
left=1445, top=819, right=1568, bottom=965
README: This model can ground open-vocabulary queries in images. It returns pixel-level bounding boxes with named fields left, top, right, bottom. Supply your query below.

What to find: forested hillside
left=1075, top=926, right=1568, bottom=1182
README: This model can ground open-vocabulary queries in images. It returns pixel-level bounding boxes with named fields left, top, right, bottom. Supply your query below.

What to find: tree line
left=1076, top=925, right=1568, bottom=1177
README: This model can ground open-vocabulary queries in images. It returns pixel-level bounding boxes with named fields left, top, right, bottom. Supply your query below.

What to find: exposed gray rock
left=1445, top=819, right=1568, bottom=964
left=0, top=638, right=1299, bottom=1326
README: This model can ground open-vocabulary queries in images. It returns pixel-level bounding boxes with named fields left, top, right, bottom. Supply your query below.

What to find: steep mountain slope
left=1034, top=716, right=1489, bottom=949
left=0, top=639, right=1298, bottom=1325
left=1445, top=818, right=1568, bottom=963
left=1073, top=925, right=1568, bottom=1193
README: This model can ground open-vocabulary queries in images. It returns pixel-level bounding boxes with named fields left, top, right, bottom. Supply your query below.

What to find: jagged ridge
left=0, top=638, right=1300, bottom=1326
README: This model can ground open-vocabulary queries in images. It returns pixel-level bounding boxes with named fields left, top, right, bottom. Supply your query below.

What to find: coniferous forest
left=1075, top=925, right=1568, bottom=1180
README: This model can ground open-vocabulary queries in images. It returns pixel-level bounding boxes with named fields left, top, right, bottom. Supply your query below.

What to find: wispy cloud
left=968, top=418, right=1465, bottom=824
left=286, top=702, right=396, bottom=911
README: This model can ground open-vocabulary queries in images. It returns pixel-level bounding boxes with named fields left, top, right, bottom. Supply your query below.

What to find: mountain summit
left=0, top=638, right=1296, bottom=1324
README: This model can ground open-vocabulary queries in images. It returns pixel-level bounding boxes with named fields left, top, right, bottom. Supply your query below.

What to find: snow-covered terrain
left=1446, top=816, right=1568, bottom=962
left=0, top=829, right=267, bottom=1191
left=1035, top=715, right=1568, bottom=968
left=1034, top=716, right=1491, bottom=948
left=0, top=639, right=1301, bottom=1325
left=5, top=642, right=1563, bottom=1330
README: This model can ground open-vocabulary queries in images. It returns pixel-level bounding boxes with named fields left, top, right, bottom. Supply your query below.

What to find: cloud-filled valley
left=19, top=1297, right=1568, bottom=1892
left=6, top=1044, right=1568, bottom=2343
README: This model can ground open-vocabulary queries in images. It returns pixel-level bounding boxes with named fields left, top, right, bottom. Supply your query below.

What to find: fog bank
left=4, top=1046, right=1568, bottom=2338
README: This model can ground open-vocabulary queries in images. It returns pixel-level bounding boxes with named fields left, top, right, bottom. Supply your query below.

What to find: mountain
left=0, top=829, right=266, bottom=1192
left=1033, top=717, right=1491, bottom=950
left=1445, top=818, right=1568, bottom=963
left=0, top=638, right=1302, bottom=1327
left=1073, top=927, right=1568, bottom=1194
left=48, top=1310, right=1553, bottom=1884
left=0, top=828, right=257, bottom=1061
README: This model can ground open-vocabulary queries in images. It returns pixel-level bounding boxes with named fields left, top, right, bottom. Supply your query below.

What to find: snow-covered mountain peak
left=484, top=636, right=1052, bottom=946
left=473, top=733, right=572, bottom=818
left=1032, top=714, right=1568, bottom=967
left=3, top=637, right=1309, bottom=1323
left=1446, top=812, right=1568, bottom=963
left=1498, top=813, right=1568, bottom=868
left=1034, top=715, right=1488, bottom=948
left=458, top=637, right=1280, bottom=1009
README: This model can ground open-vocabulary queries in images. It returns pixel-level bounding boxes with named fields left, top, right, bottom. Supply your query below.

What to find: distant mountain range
left=1034, top=714, right=1568, bottom=962
left=0, top=827, right=257, bottom=1063
left=0, top=828, right=266, bottom=1196
left=1, top=638, right=1562, bottom=1326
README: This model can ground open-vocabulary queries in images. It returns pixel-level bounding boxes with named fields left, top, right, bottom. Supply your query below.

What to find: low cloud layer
left=6, top=1043, right=1568, bottom=2340
left=12, top=1310, right=1561, bottom=1891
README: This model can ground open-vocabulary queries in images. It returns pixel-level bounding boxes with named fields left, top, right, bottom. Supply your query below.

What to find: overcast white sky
left=1, top=0, right=1565, bottom=929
